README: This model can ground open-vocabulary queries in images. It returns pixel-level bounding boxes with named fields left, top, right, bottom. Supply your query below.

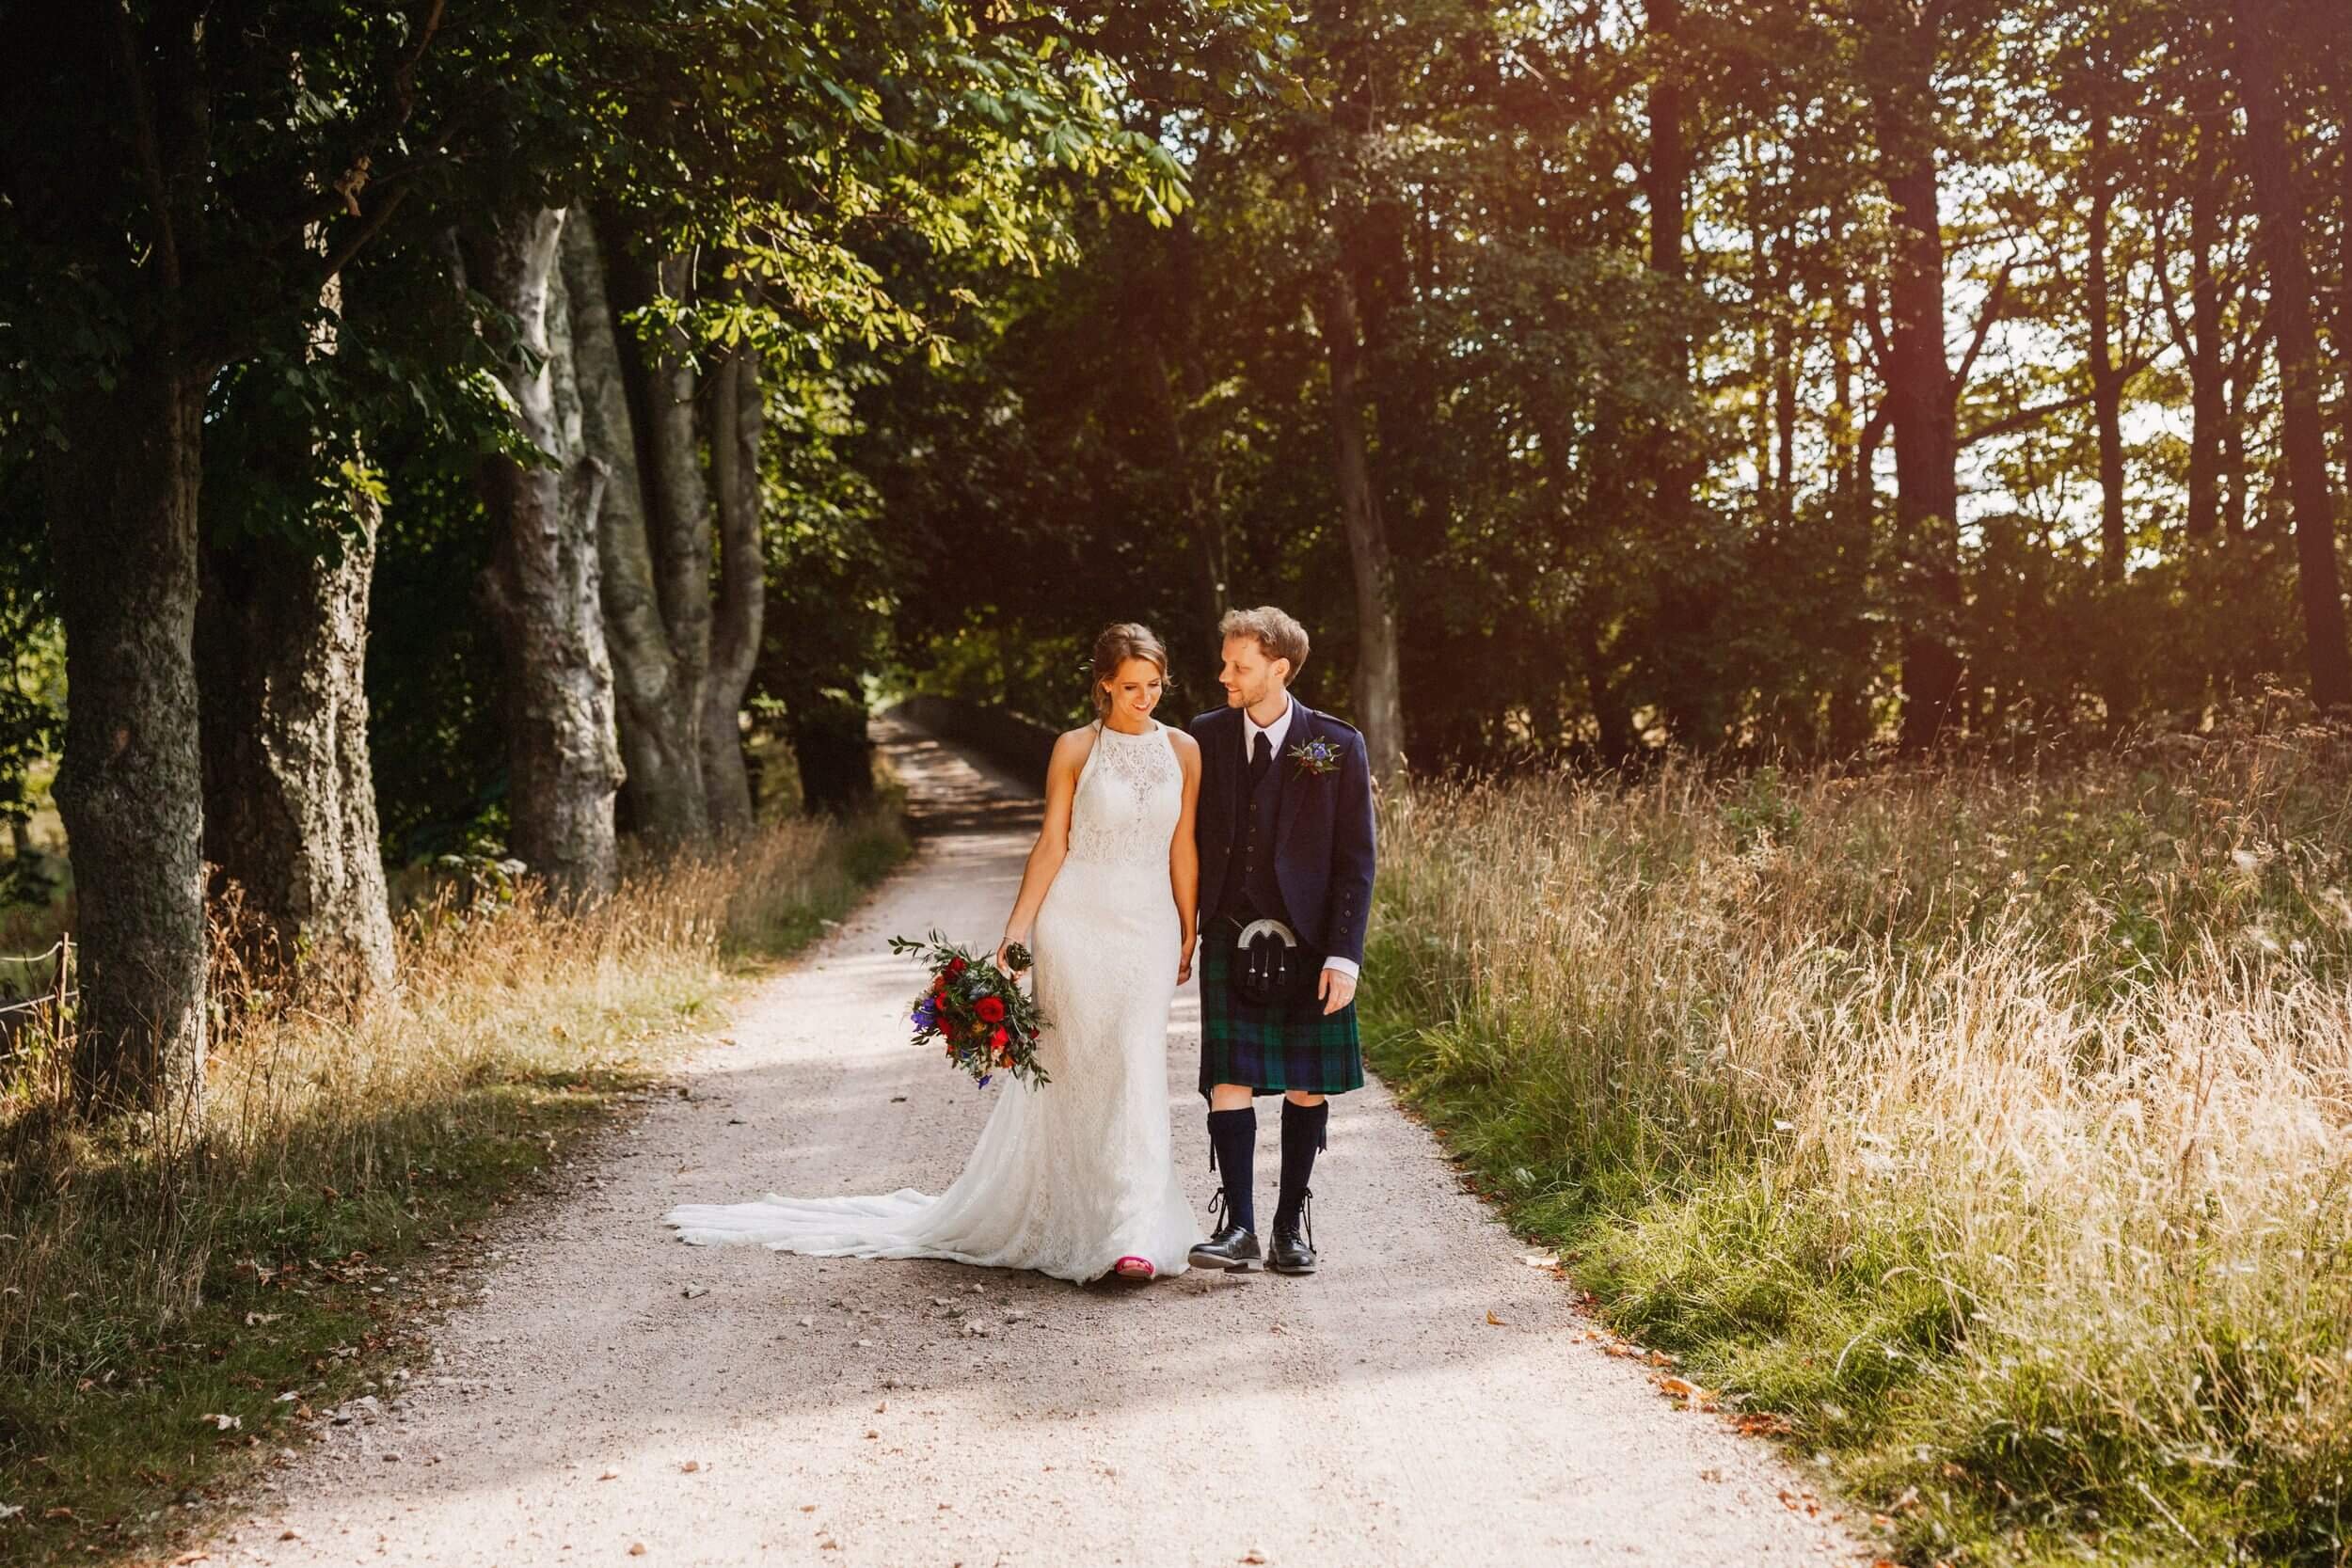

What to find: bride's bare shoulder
left=1164, top=726, right=1201, bottom=760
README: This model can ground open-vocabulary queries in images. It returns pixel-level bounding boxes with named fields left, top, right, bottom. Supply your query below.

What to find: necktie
left=1249, top=729, right=1273, bottom=788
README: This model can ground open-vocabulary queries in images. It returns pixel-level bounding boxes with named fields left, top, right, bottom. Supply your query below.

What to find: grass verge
left=1362, top=716, right=2352, bottom=1568
left=0, top=805, right=909, bottom=1566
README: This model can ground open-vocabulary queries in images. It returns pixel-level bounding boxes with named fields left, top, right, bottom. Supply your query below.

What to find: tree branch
left=1863, top=277, right=1893, bottom=381
left=111, top=6, right=180, bottom=292
left=392, top=0, right=447, bottom=119
left=316, top=184, right=412, bottom=289
left=1960, top=354, right=2157, bottom=446
left=2151, top=202, right=2190, bottom=351
left=1950, top=257, right=2015, bottom=392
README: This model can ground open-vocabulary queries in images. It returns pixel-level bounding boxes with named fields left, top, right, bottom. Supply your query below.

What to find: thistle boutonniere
left=1288, top=735, right=1344, bottom=777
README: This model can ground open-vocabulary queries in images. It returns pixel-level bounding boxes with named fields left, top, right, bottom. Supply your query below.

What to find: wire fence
left=0, top=936, right=72, bottom=1020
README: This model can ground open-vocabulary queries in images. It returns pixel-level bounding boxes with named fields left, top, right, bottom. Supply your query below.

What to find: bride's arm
left=1168, top=731, right=1202, bottom=984
left=995, top=728, right=1089, bottom=972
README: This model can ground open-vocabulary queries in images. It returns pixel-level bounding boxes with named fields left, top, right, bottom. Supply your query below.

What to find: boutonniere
left=1288, top=735, right=1344, bottom=777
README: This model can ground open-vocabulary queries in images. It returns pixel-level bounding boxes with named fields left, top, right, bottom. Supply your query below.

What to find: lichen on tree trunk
left=44, top=363, right=210, bottom=1117
left=467, top=205, right=624, bottom=900
left=561, top=211, right=710, bottom=849
left=703, top=346, right=765, bottom=837
left=197, top=499, right=397, bottom=999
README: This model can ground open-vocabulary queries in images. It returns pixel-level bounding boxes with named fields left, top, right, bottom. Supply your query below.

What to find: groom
left=1186, top=606, right=1375, bottom=1276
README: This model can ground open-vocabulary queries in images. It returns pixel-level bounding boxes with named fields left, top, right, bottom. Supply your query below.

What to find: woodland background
left=5, top=5, right=2352, bottom=1564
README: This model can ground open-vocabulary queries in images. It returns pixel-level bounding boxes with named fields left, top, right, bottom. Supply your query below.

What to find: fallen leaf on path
left=278, top=1528, right=300, bottom=1541
left=170, top=1552, right=210, bottom=1565
left=199, top=1413, right=243, bottom=1432
left=1519, top=1251, right=1559, bottom=1268
left=1485, top=1310, right=1506, bottom=1326
left=628, top=1544, right=646, bottom=1557
left=1659, top=1375, right=1712, bottom=1403
left=597, top=1469, right=619, bottom=1481
left=1241, top=1554, right=1268, bottom=1565
left=1734, top=1412, right=1795, bottom=1438
left=680, top=1460, right=701, bottom=1474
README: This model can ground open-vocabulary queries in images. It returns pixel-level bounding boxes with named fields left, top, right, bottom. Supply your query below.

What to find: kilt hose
left=1196, top=918, right=1364, bottom=1101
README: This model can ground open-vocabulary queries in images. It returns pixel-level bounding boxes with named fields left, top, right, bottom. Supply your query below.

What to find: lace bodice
left=1065, top=721, right=1183, bottom=869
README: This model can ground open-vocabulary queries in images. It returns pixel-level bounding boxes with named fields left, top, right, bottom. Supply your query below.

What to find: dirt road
left=208, top=717, right=1867, bottom=1567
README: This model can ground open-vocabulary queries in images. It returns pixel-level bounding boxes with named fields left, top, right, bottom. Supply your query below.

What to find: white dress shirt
left=1241, top=696, right=1359, bottom=982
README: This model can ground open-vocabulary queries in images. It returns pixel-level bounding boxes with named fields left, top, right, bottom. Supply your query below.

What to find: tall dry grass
left=0, top=807, right=905, bottom=1559
left=1368, top=721, right=2352, bottom=1565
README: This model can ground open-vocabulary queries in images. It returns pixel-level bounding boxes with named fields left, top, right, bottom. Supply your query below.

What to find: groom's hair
left=1219, top=606, right=1310, bottom=680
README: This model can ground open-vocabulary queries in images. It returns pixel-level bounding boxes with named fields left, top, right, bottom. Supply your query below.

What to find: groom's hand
left=1318, top=966, right=1357, bottom=1014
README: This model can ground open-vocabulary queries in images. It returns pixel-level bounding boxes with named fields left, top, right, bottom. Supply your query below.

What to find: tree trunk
left=2337, top=35, right=2352, bottom=501
left=43, top=364, right=209, bottom=1116
left=196, top=501, right=396, bottom=999
left=702, top=346, right=763, bottom=836
left=561, top=211, right=709, bottom=849
left=1641, top=0, right=1723, bottom=747
left=2088, top=110, right=2128, bottom=583
left=2223, top=344, right=2254, bottom=537
left=1867, top=4, right=1966, bottom=751
left=1309, top=152, right=1406, bottom=784
left=785, top=696, right=876, bottom=817
left=2231, top=1, right=2352, bottom=710
left=467, top=206, right=624, bottom=898
left=2085, top=105, right=2133, bottom=730
left=1827, top=297, right=1877, bottom=757
left=639, top=252, right=717, bottom=773
left=2185, top=119, right=2225, bottom=546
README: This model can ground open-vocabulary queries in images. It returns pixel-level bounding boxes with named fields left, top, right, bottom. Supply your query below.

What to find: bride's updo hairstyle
left=1090, top=623, right=1170, bottom=720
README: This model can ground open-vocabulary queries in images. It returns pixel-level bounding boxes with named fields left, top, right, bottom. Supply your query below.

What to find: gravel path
left=207, top=717, right=1871, bottom=1568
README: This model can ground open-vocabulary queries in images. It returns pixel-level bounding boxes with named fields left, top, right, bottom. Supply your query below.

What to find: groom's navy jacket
left=1189, top=700, right=1377, bottom=967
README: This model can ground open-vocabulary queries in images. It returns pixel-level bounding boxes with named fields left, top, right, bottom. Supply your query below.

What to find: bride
left=663, top=623, right=1204, bottom=1284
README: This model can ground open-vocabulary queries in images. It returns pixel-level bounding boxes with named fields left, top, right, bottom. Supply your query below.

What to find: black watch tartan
left=1196, top=921, right=1363, bottom=1101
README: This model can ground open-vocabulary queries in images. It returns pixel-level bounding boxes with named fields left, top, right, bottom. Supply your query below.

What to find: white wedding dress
left=663, top=719, right=1200, bottom=1283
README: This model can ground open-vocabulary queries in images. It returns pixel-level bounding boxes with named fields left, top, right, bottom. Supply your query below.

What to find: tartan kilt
left=1197, top=924, right=1364, bottom=1100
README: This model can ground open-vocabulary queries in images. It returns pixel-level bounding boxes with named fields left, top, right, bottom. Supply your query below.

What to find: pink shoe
left=1111, top=1255, right=1156, bottom=1281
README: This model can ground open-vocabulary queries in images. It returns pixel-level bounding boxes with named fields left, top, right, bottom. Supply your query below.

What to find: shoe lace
left=1276, top=1187, right=1313, bottom=1252
left=1207, top=1188, right=1230, bottom=1229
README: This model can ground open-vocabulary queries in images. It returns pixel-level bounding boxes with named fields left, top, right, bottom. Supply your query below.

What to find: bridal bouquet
left=888, top=932, right=1052, bottom=1089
